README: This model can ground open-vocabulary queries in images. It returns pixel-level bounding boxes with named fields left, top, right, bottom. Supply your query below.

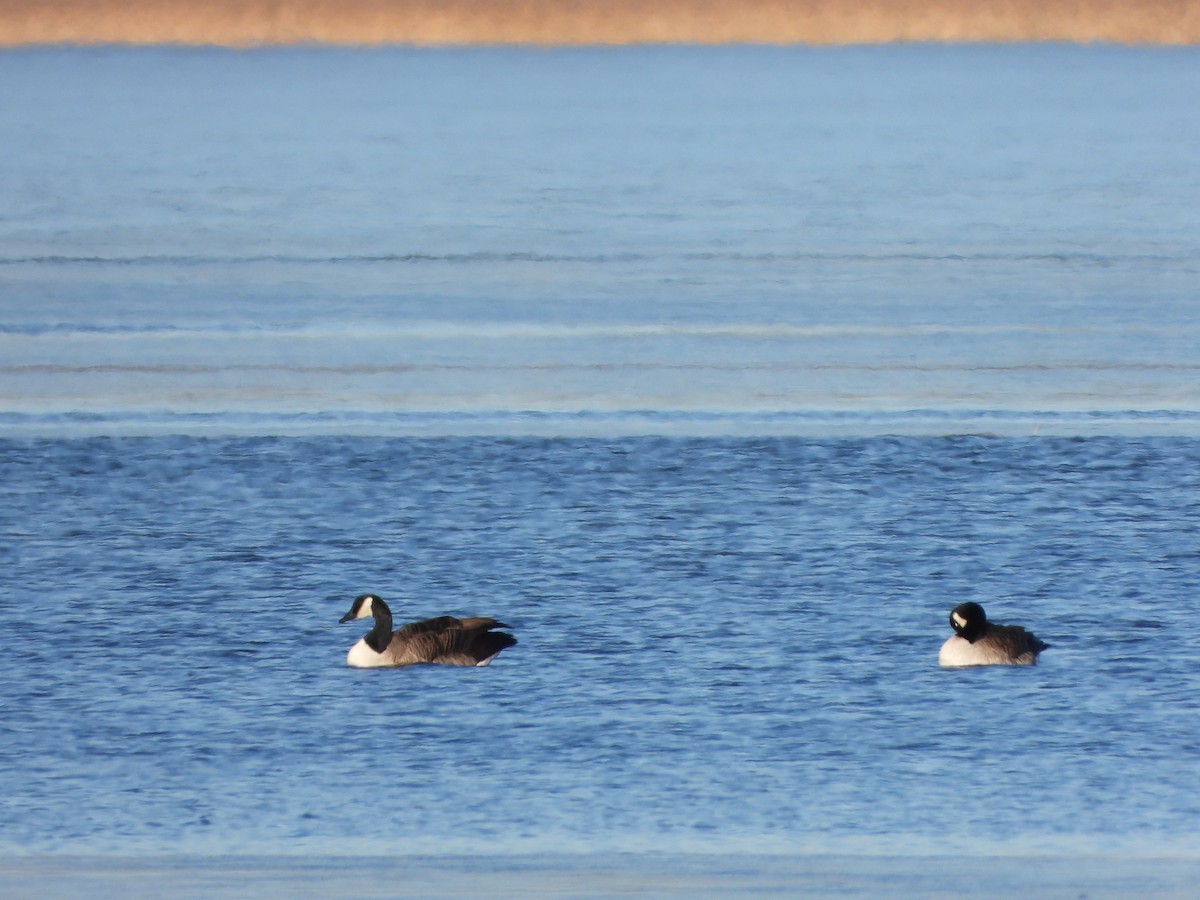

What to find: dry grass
left=2, top=0, right=1199, bottom=47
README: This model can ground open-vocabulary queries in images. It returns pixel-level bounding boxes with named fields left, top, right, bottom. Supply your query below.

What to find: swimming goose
left=339, top=593, right=516, bottom=668
left=938, top=602, right=1048, bottom=667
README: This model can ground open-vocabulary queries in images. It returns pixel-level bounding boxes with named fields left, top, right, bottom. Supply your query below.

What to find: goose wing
left=379, top=619, right=516, bottom=667
left=392, top=615, right=511, bottom=639
left=988, top=623, right=1048, bottom=662
left=386, top=620, right=516, bottom=666
left=391, top=616, right=466, bottom=639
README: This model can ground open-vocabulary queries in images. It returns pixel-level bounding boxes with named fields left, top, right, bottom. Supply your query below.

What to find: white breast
left=347, top=639, right=390, bottom=668
left=939, top=635, right=987, bottom=667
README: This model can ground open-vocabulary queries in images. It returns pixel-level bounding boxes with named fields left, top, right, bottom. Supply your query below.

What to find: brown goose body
left=340, top=594, right=516, bottom=668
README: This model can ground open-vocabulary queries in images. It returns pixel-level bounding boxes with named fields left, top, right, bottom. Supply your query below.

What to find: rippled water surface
left=2, top=45, right=1200, bottom=437
left=3, top=435, right=1199, bottom=856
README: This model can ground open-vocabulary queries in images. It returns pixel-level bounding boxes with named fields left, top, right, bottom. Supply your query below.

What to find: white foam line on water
left=5, top=361, right=1200, bottom=374
left=4, top=407, right=1200, bottom=439
left=4, top=321, right=1197, bottom=341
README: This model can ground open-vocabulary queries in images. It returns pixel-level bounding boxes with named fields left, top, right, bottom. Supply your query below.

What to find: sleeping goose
left=339, top=593, right=517, bottom=668
left=938, top=601, right=1048, bottom=667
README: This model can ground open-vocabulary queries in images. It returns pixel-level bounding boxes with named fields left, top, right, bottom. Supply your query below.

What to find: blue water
left=2, top=45, right=1200, bottom=437
left=2, top=435, right=1200, bottom=858
left=2, top=44, right=1200, bottom=864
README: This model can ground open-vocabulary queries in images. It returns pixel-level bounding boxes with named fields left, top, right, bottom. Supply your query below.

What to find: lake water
left=3, top=44, right=1199, bottom=438
left=2, top=43, right=1199, bottom=895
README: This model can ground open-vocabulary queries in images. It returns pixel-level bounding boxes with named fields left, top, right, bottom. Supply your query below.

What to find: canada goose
left=939, top=602, right=1048, bottom=667
left=339, top=593, right=517, bottom=668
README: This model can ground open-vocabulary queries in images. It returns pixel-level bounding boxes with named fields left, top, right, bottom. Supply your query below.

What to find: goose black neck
left=364, top=600, right=393, bottom=653
left=959, top=619, right=987, bottom=643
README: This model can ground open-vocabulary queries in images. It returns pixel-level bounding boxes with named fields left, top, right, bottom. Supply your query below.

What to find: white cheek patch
left=952, top=612, right=967, bottom=628
left=358, top=596, right=375, bottom=618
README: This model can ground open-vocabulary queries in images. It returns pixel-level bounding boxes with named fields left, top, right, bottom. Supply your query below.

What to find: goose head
left=948, top=602, right=988, bottom=643
left=340, top=593, right=389, bottom=623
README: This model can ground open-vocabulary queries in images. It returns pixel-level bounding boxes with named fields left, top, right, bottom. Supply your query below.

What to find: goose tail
left=473, top=631, right=518, bottom=666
